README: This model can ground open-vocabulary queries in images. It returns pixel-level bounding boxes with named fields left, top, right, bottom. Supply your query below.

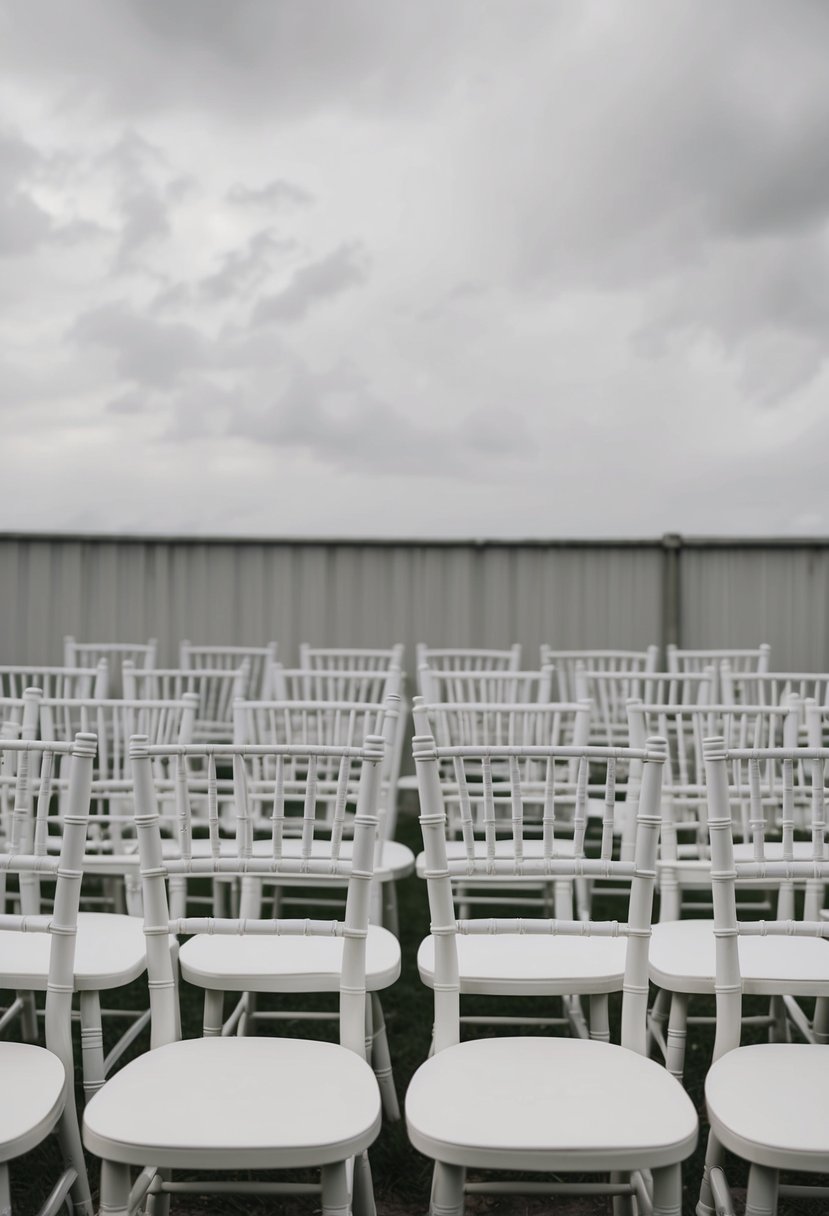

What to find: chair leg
left=146, top=1170, right=171, bottom=1216
left=203, top=989, right=224, bottom=1037
left=611, top=1174, right=634, bottom=1216
left=352, top=1151, right=377, bottom=1216
left=18, top=989, right=39, bottom=1041
left=321, top=1161, right=350, bottom=1216
left=99, top=1161, right=131, bottom=1216
left=589, top=993, right=610, bottom=1042
left=696, top=1129, right=726, bottom=1216
left=430, top=1162, right=465, bottom=1216
left=368, top=993, right=400, bottom=1121
left=79, top=991, right=105, bottom=1100
left=55, top=1078, right=93, bottom=1215
left=0, top=1163, right=10, bottom=1216
left=745, top=1164, right=778, bottom=1216
left=381, top=882, right=399, bottom=937
left=768, top=996, right=790, bottom=1044
left=648, top=987, right=670, bottom=1057
left=665, top=992, right=688, bottom=1082
left=651, top=1163, right=682, bottom=1216
left=814, top=996, right=829, bottom=1044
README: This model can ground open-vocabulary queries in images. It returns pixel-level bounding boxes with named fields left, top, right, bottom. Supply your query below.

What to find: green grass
left=4, top=802, right=826, bottom=1214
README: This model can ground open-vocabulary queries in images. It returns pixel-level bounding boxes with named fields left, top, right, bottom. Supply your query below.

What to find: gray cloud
left=0, top=130, right=53, bottom=256
left=251, top=244, right=369, bottom=326
left=198, top=229, right=296, bottom=303
left=72, top=301, right=208, bottom=386
left=227, top=179, right=314, bottom=209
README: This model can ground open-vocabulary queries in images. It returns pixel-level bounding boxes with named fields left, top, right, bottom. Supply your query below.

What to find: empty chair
left=63, top=637, right=157, bottom=698
left=123, top=661, right=248, bottom=743
left=0, top=690, right=198, bottom=1097
left=540, top=646, right=659, bottom=701
left=418, top=665, right=553, bottom=705
left=697, top=737, right=829, bottom=1216
left=575, top=665, right=713, bottom=746
left=415, top=645, right=520, bottom=685
left=667, top=643, right=770, bottom=700
left=406, top=731, right=698, bottom=1213
left=82, top=731, right=386, bottom=1215
left=0, top=732, right=96, bottom=1216
left=300, top=644, right=404, bottom=672
left=0, top=660, right=108, bottom=703
left=180, top=641, right=278, bottom=699
left=233, top=695, right=414, bottom=934
left=631, top=700, right=821, bottom=1083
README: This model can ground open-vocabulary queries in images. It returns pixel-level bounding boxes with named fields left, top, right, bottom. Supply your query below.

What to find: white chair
left=666, top=643, right=770, bottom=700
left=0, top=661, right=108, bottom=703
left=697, top=737, right=829, bottom=1216
left=232, top=696, right=414, bottom=932
left=123, top=661, right=248, bottom=743
left=271, top=667, right=407, bottom=838
left=415, top=645, right=520, bottom=685
left=575, top=665, right=713, bottom=746
left=540, top=646, right=659, bottom=701
left=631, top=700, right=824, bottom=1083
left=63, top=637, right=157, bottom=698
left=0, top=691, right=198, bottom=1097
left=406, top=731, right=698, bottom=1214
left=0, top=731, right=96, bottom=1216
left=417, top=665, right=553, bottom=705
left=180, top=640, right=278, bottom=699
left=178, top=696, right=403, bottom=1120
left=299, top=644, right=404, bottom=672
left=82, top=731, right=386, bottom=1215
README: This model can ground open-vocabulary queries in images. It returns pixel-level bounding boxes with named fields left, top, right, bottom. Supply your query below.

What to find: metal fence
left=1, top=532, right=828, bottom=672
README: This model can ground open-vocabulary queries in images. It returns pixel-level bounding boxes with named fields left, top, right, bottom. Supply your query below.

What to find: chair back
left=415, top=645, right=520, bottom=686
left=124, top=663, right=248, bottom=743
left=63, top=637, right=157, bottom=697
left=0, top=661, right=108, bottom=702
left=418, top=665, right=553, bottom=705
left=666, top=644, right=770, bottom=700
left=299, top=644, right=404, bottom=673
left=541, top=647, right=659, bottom=702
left=179, top=642, right=277, bottom=699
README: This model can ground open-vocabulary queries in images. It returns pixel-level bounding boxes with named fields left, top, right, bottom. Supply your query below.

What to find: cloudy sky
left=2, top=0, right=828, bottom=538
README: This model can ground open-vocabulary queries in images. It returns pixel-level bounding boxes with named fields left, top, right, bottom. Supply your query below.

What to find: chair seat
left=180, top=925, right=401, bottom=992
left=83, top=1037, right=381, bottom=1169
left=649, top=919, right=829, bottom=995
left=706, top=1043, right=829, bottom=1171
left=0, top=912, right=146, bottom=991
left=0, top=1042, right=65, bottom=1163
left=406, top=1037, right=698, bottom=1171
left=417, top=933, right=627, bottom=995
left=162, top=838, right=415, bottom=881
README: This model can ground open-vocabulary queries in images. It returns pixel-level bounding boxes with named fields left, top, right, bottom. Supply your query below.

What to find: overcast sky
left=2, top=0, right=828, bottom=538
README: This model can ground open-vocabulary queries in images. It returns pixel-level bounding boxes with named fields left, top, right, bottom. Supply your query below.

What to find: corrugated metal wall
left=0, top=533, right=827, bottom=672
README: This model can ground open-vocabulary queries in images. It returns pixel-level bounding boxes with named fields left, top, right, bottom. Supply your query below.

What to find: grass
left=4, top=800, right=826, bottom=1214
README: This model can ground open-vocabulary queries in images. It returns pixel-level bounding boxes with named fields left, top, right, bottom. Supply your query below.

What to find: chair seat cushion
left=417, top=933, right=626, bottom=995
left=0, top=1042, right=65, bottom=1162
left=179, top=924, right=401, bottom=992
left=0, top=912, right=146, bottom=991
left=406, top=1037, right=698, bottom=1171
left=706, top=1044, right=829, bottom=1171
left=83, top=1037, right=381, bottom=1168
left=649, top=919, right=829, bottom=995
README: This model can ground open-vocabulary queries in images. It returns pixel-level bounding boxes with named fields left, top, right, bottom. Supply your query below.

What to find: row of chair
left=3, top=721, right=828, bottom=1216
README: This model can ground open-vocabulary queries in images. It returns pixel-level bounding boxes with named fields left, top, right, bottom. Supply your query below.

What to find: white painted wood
left=82, top=732, right=386, bottom=1207
left=407, top=731, right=698, bottom=1207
